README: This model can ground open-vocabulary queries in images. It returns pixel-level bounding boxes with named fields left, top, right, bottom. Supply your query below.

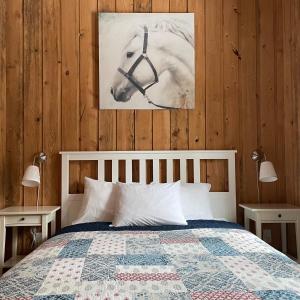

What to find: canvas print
left=99, top=13, right=195, bottom=109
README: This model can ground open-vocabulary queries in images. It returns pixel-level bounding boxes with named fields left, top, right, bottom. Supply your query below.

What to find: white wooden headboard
left=59, top=150, right=237, bottom=227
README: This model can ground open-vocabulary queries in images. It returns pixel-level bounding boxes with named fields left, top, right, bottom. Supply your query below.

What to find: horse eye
left=127, top=52, right=134, bottom=58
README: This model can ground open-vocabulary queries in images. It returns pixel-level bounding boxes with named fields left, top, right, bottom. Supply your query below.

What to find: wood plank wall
left=0, top=0, right=300, bottom=253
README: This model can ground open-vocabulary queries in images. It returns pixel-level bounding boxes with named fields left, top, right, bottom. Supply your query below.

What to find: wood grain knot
left=172, top=129, right=180, bottom=137
left=232, top=47, right=241, bottom=59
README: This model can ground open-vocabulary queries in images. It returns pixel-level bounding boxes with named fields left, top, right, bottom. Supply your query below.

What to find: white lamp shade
left=259, top=161, right=278, bottom=182
left=22, top=165, right=40, bottom=187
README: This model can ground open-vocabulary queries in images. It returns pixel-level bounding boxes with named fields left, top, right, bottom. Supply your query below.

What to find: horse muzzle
left=111, top=87, right=132, bottom=102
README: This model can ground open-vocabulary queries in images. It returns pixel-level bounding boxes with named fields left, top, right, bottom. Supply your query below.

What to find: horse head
left=110, top=20, right=195, bottom=107
left=110, top=26, right=163, bottom=102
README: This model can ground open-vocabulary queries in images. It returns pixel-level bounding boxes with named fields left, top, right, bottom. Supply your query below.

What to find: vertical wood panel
left=24, top=0, right=43, bottom=204
left=258, top=0, right=276, bottom=202
left=258, top=0, right=281, bottom=247
left=61, top=0, right=80, bottom=193
left=188, top=0, right=206, bottom=182
left=79, top=0, right=99, bottom=189
left=223, top=0, right=239, bottom=202
left=274, top=0, right=286, bottom=202
left=134, top=0, right=152, bottom=151
left=42, top=0, right=62, bottom=205
left=292, top=0, right=300, bottom=206
left=170, top=0, right=188, bottom=181
left=223, top=0, right=239, bottom=155
left=0, top=0, right=6, bottom=209
left=170, top=0, right=189, bottom=152
left=152, top=0, right=170, bottom=151
left=152, top=0, right=170, bottom=183
left=6, top=0, right=24, bottom=206
left=283, top=0, right=297, bottom=204
left=23, top=0, right=43, bottom=252
left=133, top=0, right=152, bottom=182
left=116, top=0, right=134, bottom=153
left=98, top=0, right=117, bottom=151
left=239, top=0, right=258, bottom=204
left=116, top=0, right=134, bottom=182
left=205, top=0, right=224, bottom=191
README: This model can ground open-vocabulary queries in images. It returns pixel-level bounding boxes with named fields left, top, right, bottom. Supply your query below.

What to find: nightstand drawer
left=5, top=215, right=42, bottom=226
left=259, top=211, right=298, bottom=222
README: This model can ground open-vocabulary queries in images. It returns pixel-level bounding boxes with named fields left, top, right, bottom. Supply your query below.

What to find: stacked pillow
left=73, top=177, right=213, bottom=227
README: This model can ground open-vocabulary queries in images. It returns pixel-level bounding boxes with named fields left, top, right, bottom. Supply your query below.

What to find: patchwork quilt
left=0, top=224, right=300, bottom=300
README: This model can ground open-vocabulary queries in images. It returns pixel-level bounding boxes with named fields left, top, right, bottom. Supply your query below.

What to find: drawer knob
left=19, top=217, right=25, bottom=221
left=278, top=214, right=282, bottom=218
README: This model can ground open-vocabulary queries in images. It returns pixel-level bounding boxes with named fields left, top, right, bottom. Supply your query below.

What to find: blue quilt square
left=58, top=239, right=92, bottom=258
left=81, top=255, right=116, bottom=281
left=116, top=254, right=170, bottom=265
left=178, top=269, right=248, bottom=292
left=0, top=258, right=54, bottom=298
left=200, top=237, right=240, bottom=256
left=255, top=290, right=300, bottom=300
left=0, top=274, right=45, bottom=298
left=245, top=253, right=300, bottom=278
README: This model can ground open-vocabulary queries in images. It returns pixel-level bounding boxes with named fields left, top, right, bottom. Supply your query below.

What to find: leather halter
left=118, top=26, right=174, bottom=109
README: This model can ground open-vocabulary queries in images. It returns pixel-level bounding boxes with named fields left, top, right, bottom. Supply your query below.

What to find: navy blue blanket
left=58, top=219, right=243, bottom=236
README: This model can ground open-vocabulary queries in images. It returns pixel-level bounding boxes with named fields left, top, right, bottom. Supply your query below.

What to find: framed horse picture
left=99, top=13, right=195, bottom=109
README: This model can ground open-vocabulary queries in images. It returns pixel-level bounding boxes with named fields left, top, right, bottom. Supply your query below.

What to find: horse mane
left=125, top=19, right=194, bottom=48
left=147, top=19, right=194, bottom=48
left=123, top=19, right=194, bottom=51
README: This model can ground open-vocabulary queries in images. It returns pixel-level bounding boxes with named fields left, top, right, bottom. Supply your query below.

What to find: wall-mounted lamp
left=22, top=152, right=47, bottom=207
left=251, top=149, right=278, bottom=202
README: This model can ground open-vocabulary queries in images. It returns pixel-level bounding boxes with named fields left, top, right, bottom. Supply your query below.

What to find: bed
left=0, top=150, right=299, bottom=300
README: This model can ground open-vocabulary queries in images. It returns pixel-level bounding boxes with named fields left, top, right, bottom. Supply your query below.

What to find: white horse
left=110, top=20, right=195, bottom=109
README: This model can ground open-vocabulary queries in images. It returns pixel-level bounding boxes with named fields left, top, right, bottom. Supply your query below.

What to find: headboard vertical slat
left=152, top=159, right=159, bottom=183
left=98, top=159, right=105, bottom=181
left=228, top=152, right=236, bottom=201
left=180, top=159, right=187, bottom=183
left=139, top=159, right=146, bottom=183
left=166, top=159, right=173, bottom=183
left=112, top=160, right=118, bottom=183
left=193, top=159, right=200, bottom=183
left=125, top=160, right=132, bottom=183
left=61, top=154, right=70, bottom=226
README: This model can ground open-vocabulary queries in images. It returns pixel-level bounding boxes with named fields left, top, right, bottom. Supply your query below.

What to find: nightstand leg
left=51, top=216, right=56, bottom=237
left=256, top=219, right=262, bottom=239
left=296, top=219, right=300, bottom=263
left=12, top=227, right=18, bottom=257
left=281, top=223, right=287, bottom=254
left=244, top=212, right=250, bottom=230
left=41, top=215, right=48, bottom=242
left=0, top=216, right=6, bottom=274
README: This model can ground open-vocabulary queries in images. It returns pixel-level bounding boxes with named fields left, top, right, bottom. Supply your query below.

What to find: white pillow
left=112, top=181, right=187, bottom=227
left=180, top=183, right=213, bottom=220
left=72, top=177, right=117, bottom=224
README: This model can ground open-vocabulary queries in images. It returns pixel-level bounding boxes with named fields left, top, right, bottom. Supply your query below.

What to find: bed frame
left=60, top=150, right=237, bottom=227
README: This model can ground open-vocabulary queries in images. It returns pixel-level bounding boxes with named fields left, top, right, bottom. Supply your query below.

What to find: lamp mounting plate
left=251, top=149, right=265, bottom=162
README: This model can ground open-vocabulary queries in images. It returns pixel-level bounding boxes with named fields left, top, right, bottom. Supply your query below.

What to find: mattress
left=0, top=220, right=299, bottom=300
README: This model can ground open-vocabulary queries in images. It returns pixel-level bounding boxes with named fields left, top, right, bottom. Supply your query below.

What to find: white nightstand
left=239, top=203, right=300, bottom=262
left=0, top=206, right=60, bottom=273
